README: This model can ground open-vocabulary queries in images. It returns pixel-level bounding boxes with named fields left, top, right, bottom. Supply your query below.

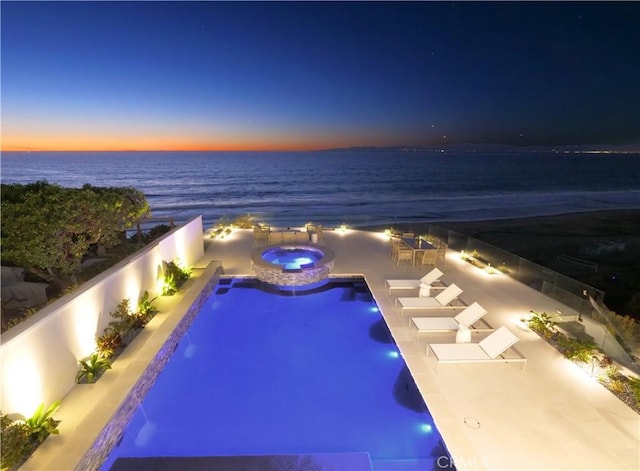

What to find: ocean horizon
left=2, top=150, right=639, bottom=230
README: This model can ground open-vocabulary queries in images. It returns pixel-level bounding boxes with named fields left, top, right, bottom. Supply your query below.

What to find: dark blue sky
left=2, top=1, right=639, bottom=151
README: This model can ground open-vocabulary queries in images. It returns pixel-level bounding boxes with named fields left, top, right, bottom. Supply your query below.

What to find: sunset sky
left=2, top=1, right=639, bottom=151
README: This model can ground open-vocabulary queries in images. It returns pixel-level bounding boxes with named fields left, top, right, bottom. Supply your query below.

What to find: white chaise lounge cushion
left=412, top=317, right=459, bottom=331
left=433, top=283, right=463, bottom=306
left=479, top=326, right=520, bottom=359
left=419, top=267, right=444, bottom=285
left=429, top=343, right=489, bottom=361
left=411, top=302, right=487, bottom=333
left=397, top=283, right=463, bottom=310
left=427, top=326, right=524, bottom=369
left=454, top=302, right=487, bottom=327
left=385, top=267, right=444, bottom=291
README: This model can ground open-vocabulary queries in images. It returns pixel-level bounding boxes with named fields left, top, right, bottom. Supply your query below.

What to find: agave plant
left=75, top=352, right=112, bottom=384
left=24, top=400, right=61, bottom=443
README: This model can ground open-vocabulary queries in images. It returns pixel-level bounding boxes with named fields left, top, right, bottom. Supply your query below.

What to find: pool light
left=419, top=423, right=433, bottom=433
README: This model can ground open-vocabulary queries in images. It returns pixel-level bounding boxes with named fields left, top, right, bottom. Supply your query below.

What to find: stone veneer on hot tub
left=250, top=244, right=335, bottom=286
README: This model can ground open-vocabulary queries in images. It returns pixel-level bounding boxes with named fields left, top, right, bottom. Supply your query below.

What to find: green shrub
left=106, top=299, right=141, bottom=335
left=1, top=412, right=33, bottom=471
left=0, top=401, right=61, bottom=471
left=628, top=376, right=640, bottom=405
left=609, top=379, right=627, bottom=393
left=527, top=311, right=557, bottom=340
left=96, top=330, right=122, bottom=358
left=75, top=352, right=112, bottom=384
left=605, top=365, right=620, bottom=380
left=556, top=336, right=598, bottom=363
left=97, top=295, right=159, bottom=358
left=162, top=260, right=191, bottom=295
left=230, top=213, right=255, bottom=228
left=137, top=290, right=158, bottom=318
left=24, top=400, right=61, bottom=443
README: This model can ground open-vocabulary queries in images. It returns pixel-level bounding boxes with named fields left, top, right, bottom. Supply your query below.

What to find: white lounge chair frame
left=395, top=283, right=463, bottom=314
left=410, top=302, right=492, bottom=336
left=427, top=326, right=527, bottom=372
left=385, top=267, right=444, bottom=295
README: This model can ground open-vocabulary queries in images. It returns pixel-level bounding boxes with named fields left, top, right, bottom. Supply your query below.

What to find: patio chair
left=436, top=242, right=447, bottom=261
left=410, top=302, right=489, bottom=336
left=385, top=267, right=444, bottom=294
left=395, top=246, right=413, bottom=265
left=426, top=326, right=527, bottom=372
left=420, top=249, right=438, bottom=267
left=388, top=237, right=403, bottom=256
left=395, top=283, right=463, bottom=314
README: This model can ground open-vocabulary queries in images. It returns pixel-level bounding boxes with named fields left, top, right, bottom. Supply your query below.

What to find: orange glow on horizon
left=1, top=134, right=374, bottom=152
left=1, top=141, right=327, bottom=153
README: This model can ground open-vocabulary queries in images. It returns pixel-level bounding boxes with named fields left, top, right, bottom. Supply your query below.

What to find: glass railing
left=427, top=225, right=640, bottom=374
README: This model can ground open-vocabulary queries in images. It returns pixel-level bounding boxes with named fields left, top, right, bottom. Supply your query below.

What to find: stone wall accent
left=252, top=260, right=334, bottom=286
left=250, top=243, right=335, bottom=287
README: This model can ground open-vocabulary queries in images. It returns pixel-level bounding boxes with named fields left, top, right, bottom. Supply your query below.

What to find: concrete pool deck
left=201, top=228, right=640, bottom=471
left=22, top=227, right=639, bottom=470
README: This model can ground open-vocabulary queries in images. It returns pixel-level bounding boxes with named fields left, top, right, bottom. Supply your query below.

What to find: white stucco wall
left=0, top=216, right=204, bottom=416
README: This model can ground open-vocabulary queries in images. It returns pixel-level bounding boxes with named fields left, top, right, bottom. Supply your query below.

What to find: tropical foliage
left=1, top=401, right=62, bottom=471
left=527, top=311, right=640, bottom=413
left=75, top=353, right=112, bottom=384
left=527, top=310, right=557, bottom=340
left=161, top=260, right=191, bottom=295
left=137, top=290, right=159, bottom=317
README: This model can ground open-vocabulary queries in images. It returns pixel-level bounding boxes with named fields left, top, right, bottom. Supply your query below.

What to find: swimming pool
left=100, top=278, right=449, bottom=470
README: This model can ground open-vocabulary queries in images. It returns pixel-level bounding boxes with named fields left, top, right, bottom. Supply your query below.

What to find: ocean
left=1, top=151, right=639, bottom=230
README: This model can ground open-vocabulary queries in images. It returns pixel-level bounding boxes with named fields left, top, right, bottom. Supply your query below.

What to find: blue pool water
left=262, top=246, right=324, bottom=269
left=100, top=278, right=449, bottom=470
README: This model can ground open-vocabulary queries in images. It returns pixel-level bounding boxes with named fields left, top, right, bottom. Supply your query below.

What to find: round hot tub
left=251, top=244, right=335, bottom=286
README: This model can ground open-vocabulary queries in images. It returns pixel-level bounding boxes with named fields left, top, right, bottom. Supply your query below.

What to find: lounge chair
left=385, top=267, right=444, bottom=295
left=426, top=326, right=527, bottom=372
left=410, top=302, right=489, bottom=335
left=395, top=283, right=463, bottom=314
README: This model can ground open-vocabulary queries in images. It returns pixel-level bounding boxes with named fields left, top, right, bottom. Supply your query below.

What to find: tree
left=1, top=181, right=150, bottom=287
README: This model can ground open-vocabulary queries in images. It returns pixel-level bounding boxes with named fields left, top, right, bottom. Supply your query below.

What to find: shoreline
left=357, top=208, right=640, bottom=233
left=361, top=208, right=640, bottom=318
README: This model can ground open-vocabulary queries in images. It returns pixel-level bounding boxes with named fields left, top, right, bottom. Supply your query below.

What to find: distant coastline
left=322, top=143, right=640, bottom=154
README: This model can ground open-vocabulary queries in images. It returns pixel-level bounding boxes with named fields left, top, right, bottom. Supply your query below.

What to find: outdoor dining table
left=402, top=237, right=437, bottom=266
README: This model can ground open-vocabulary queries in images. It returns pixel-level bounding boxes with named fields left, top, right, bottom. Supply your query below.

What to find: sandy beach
left=363, top=209, right=640, bottom=317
